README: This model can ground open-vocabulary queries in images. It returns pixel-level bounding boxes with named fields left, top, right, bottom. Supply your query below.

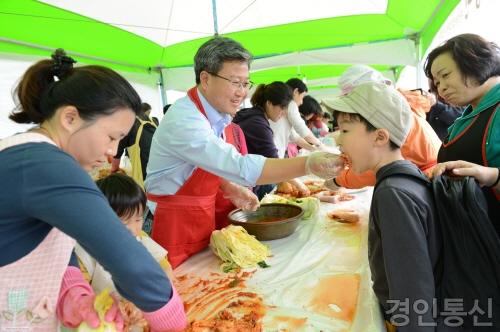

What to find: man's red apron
left=215, top=123, right=248, bottom=229
left=148, top=87, right=247, bottom=268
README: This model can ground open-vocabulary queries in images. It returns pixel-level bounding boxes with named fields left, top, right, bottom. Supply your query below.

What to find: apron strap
left=0, top=132, right=56, bottom=152
left=187, top=87, right=209, bottom=120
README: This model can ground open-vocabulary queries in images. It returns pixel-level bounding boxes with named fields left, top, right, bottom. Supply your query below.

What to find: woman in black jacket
left=233, top=81, right=292, bottom=198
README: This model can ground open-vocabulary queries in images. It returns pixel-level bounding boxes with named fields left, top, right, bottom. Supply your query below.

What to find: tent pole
left=412, top=34, right=423, bottom=88
left=155, top=67, right=168, bottom=108
left=211, top=0, right=219, bottom=35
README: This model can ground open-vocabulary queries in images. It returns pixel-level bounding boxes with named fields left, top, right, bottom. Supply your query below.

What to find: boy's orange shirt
left=336, top=112, right=442, bottom=188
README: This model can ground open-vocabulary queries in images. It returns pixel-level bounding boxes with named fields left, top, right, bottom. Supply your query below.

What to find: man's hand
left=305, top=152, right=345, bottom=179
left=220, top=180, right=259, bottom=211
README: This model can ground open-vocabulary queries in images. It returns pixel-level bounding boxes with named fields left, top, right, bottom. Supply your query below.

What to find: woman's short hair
left=424, top=33, right=500, bottom=91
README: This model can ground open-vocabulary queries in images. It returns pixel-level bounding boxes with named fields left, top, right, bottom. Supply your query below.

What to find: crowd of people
left=0, top=32, right=498, bottom=331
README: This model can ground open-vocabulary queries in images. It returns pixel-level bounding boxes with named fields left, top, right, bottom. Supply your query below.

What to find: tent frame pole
left=154, top=67, right=168, bottom=108
left=414, top=0, right=446, bottom=88
left=410, top=33, right=423, bottom=88
left=211, top=0, right=219, bottom=35
left=416, top=35, right=421, bottom=88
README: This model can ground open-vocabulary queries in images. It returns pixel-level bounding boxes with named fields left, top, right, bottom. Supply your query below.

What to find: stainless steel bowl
left=228, top=203, right=304, bottom=241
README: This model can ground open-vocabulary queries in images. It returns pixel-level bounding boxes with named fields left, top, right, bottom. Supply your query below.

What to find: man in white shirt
left=145, top=37, right=343, bottom=268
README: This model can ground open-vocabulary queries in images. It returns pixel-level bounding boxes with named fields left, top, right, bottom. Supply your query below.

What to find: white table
left=174, top=187, right=385, bottom=332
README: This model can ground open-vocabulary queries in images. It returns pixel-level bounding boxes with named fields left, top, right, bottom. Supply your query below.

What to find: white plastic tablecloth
left=174, top=187, right=385, bottom=332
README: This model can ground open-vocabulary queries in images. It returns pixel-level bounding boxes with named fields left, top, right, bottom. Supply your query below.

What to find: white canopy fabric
left=1, top=0, right=459, bottom=93
left=163, top=38, right=409, bottom=92
left=41, top=0, right=389, bottom=47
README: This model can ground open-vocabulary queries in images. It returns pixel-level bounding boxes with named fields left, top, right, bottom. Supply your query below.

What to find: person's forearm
left=256, top=157, right=306, bottom=185
left=219, top=178, right=234, bottom=192
left=304, top=134, right=321, bottom=146
left=295, top=137, right=315, bottom=151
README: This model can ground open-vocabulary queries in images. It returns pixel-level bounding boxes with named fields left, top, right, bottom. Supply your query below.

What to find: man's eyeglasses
left=209, top=72, right=254, bottom=90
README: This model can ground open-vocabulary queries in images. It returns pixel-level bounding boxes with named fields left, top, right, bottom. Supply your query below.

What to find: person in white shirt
left=269, top=78, right=322, bottom=158
left=144, top=37, right=343, bottom=268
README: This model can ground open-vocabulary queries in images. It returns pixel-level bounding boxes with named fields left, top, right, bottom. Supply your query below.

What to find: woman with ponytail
left=0, top=50, right=186, bottom=331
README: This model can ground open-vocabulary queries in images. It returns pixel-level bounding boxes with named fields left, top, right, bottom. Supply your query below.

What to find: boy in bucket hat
left=324, top=81, right=445, bottom=331
left=324, top=65, right=441, bottom=190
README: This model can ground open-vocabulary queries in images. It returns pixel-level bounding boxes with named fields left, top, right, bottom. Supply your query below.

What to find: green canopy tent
left=0, top=0, right=459, bottom=101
